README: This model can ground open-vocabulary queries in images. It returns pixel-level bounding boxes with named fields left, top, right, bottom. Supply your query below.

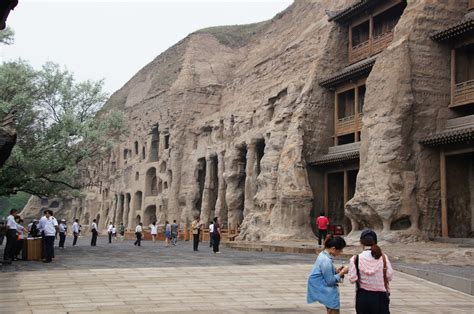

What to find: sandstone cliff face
left=20, top=0, right=467, bottom=240
left=346, top=0, right=468, bottom=239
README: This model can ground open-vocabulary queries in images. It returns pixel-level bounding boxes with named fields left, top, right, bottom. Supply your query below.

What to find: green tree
left=0, top=60, right=127, bottom=197
left=0, top=27, right=15, bottom=45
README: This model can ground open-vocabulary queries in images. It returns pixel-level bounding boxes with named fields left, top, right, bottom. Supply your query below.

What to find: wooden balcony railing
left=452, top=79, right=474, bottom=108
left=336, top=114, right=363, bottom=136
left=372, top=31, right=394, bottom=56
left=349, top=31, right=394, bottom=64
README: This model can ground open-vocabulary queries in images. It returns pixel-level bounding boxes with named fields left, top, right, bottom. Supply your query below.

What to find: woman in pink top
left=348, top=230, right=393, bottom=314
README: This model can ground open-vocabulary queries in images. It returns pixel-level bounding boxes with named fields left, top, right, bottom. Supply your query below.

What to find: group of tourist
left=2, top=208, right=77, bottom=263
left=191, top=216, right=221, bottom=253
left=307, top=227, right=393, bottom=314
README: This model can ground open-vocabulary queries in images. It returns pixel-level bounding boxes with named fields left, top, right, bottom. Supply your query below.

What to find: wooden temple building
left=308, top=0, right=407, bottom=234
left=420, top=1, right=474, bottom=238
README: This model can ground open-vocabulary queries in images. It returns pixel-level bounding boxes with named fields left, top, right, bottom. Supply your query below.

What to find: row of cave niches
left=194, top=139, right=266, bottom=227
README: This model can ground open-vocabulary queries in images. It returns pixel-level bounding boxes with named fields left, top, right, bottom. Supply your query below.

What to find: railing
left=452, top=79, right=474, bottom=108
left=372, top=31, right=394, bottom=55
left=349, top=31, right=394, bottom=64
left=349, top=40, right=371, bottom=64
left=336, top=114, right=363, bottom=136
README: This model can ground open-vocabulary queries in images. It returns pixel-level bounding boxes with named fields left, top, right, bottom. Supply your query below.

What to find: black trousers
left=73, top=232, right=78, bottom=246
left=356, top=288, right=390, bottom=314
left=15, top=239, right=24, bottom=257
left=91, top=230, right=98, bottom=246
left=108, top=232, right=112, bottom=243
left=193, top=233, right=199, bottom=251
left=59, top=232, right=66, bottom=248
left=0, top=234, right=4, bottom=245
left=43, top=236, right=55, bottom=262
left=212, top=233, right=220, bottom=253
left=134, top=232, right=142, bottom=246
left=3, top=229, right=17, bottom=260
left=318, top=229, right=328, bottom=246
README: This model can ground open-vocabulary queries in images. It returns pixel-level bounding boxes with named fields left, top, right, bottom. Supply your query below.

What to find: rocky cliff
left=21, top=0, right=470, bottom=241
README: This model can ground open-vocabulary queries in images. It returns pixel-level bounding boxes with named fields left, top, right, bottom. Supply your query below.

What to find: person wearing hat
left=58, top=219, right=67, bottom=248
left=348, top=230, right=393, bottom=314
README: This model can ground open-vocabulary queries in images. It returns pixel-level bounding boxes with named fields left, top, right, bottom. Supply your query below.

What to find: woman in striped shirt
left=348, top=229, right=393, bottom=314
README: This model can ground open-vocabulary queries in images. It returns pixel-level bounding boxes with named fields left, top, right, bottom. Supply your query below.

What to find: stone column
left=159, top=133, right=165, bottom=156
left=116, top=194, right=123, bottom=225
left=215, top=150, right=227, bottom=224
left=127, top=194, right=135, bottom=230
left=200, top=154, right=213, bottom=225
left=123, top=193, right=130, bottom=227
left=244, top=141, right=257, bottom=217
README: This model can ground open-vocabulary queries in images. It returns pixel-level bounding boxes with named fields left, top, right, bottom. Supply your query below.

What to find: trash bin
left=26, top=238, right=42, bottom=261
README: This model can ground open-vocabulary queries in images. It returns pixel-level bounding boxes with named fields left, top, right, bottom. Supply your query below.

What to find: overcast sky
left=0, top=0, right=292, bottom=94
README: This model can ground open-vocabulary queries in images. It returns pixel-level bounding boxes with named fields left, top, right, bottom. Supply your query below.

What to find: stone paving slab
left=1, top=264, right=473, bottom=313
left=0, top=237, right=473, bottom=313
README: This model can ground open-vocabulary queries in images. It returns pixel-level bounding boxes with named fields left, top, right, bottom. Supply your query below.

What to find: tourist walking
left=316, top=212, right=329, bottom=248
left=164, top=221, right=171, bottom=247
left=118, top=222, right=125, bottom=240
left=38, top=210, right=58, bottom=263
left=211, top=217, right=221, bottom=254
left=90, top=219, right=98, bottom=246
left=134, top=222, right=143, bottom=246
left=209, top=220, right=214, bottom=248
left=307, top=235, right=348, bottom=313
left=348, top=230, right=393, bottom=314
left=191, top=216, right=202, bottom=251
left=59, top=219, right=67, bottom=248
left=15, top=217, right=27, bottom=260
left=72, top=219, right=79, bottom=246
left=107, top=223, right=113, bottom=243
left=112, top=225, right=117, bottom=240
left=150, top=222, right=158, bottom=244
left=3, top=209, right=18, bottom=262
left=171, top=220, right=178, bottom=246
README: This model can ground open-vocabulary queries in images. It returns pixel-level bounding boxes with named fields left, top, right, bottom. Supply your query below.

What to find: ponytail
left=361, top=235, right=382, bottom=259
left=371, top=244, right=382, bottom=259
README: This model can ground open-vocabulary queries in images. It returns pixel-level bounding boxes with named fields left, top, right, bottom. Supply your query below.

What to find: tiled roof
left=309, top=150, right=360, bottom=166
left=319, top=57, right=376, bottom=88
left=431, top=18, right=474, bottom=42
left=328, top=0, right=381, bottom=24
left=419, top=127, right=474, bottom=147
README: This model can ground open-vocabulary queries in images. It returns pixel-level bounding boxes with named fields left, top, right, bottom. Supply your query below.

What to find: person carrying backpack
left=348, top=230, right=393, bottom=314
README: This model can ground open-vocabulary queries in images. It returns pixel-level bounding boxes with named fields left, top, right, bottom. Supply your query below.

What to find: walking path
left=1, top=237, right=473, bottom=313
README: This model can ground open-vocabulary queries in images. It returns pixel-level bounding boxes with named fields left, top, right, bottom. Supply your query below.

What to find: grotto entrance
left=446, top=152, right=474, bottom=238
left=307, top=157, right=359, bottom=235
left=143, top=205, right=157, bottom=227
left=196, top=158, right=206, bottom=215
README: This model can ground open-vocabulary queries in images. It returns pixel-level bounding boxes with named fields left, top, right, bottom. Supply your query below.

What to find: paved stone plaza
left=1, top=237, right=473, bottom=313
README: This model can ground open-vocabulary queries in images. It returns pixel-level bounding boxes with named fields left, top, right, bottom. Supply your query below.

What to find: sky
left=0, top=0, right=292, bottom=94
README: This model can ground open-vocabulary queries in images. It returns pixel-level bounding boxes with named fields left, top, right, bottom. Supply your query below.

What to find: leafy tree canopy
left=0, top=60, right=127, bottom=197
left=0, top=27, right=14, bottom=45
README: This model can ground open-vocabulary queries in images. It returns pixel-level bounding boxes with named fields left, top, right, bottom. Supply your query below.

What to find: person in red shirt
left=316, top=212, right=329, bottom=248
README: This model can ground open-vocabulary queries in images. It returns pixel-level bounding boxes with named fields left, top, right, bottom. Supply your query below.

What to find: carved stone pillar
left=200, top=154, right=213, bottom=225
left=244, top=141, right=257, bottom=217
left=215, top=150, right=227, bottom=224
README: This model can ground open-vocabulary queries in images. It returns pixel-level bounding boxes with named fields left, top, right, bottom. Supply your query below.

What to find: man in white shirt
left=209, top=221, right=214, bottom=248
left=134, top=222, right=143, bottom=246
left=72, top=219, right=79, bottom=246
left=3, top=208, right=18, bottom=261
left=38, top=209, right=58, bottom=263
left=90, top=219, right=98, bottom=246
left=107, top=223, right=113, bottom=244
left=58, top=219, right=67, bottom=248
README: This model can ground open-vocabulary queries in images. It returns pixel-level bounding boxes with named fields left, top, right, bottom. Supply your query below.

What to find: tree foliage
left=0, top=27, right=15, bottom=45
left=0, top=60, right=127, bottom=197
